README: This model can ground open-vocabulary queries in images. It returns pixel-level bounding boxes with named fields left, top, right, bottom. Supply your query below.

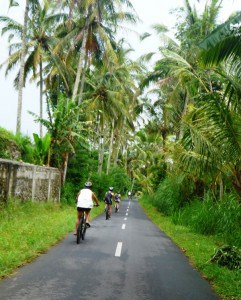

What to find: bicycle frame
left=106, top=205, right=111, bottom=220
left=77, top=211, right=87, bottom=244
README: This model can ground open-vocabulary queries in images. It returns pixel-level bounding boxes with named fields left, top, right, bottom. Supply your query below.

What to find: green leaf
left=199, top=11, right=241, bottom=50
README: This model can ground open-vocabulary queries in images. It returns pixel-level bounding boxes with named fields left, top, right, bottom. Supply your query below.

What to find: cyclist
left=104, top=187, right=114, bottom=218
left=128, top=191, right=132, bottom=199
left=75, top=181, right=99, bottom=234
left=114, top=191, right=121, bottom=212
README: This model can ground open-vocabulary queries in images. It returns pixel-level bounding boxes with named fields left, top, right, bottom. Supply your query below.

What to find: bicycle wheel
left=115, top=205, right=118, bottom=213
left=106, top=208, right=109, bottom=220
left=76, top=220, right=82, bottom=244
left=81, top=215, right=87, bottom=240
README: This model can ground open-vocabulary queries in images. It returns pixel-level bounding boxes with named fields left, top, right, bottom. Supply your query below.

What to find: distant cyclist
left=104, top=187, right=114, bottom=218
left=75, top=181, right=99, bottom=234
left=114, top=191, right=121, bottom=212
left=128, top=191, right=132, bottom=199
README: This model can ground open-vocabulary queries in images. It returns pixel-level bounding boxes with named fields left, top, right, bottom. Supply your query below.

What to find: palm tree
left=1, top=0, right=67, bottom=137
left=17, top=0, right=29, bottom=135
left=174, top=94, right=241, bottom=198
left=68, top=0, right=138, bottom=102
left=199, top=11, right=241, bottom=68
left=133, top=0, right=229, bottom=194
left=30, top=94, right=85, bottom=184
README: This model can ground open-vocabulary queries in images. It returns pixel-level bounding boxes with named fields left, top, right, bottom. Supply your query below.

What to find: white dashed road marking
left=115, top=242, right=123, bottom=257
left=122, top=224, right=126, bottom=230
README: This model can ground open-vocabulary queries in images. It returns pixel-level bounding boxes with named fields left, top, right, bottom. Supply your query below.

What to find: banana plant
left=33, top=132, right=51, bottom=165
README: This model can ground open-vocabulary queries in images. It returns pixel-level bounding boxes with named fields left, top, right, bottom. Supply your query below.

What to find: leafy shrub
left=15, top=133, right=35, bottom=163
left=0, top=128, right=21, bottom=160
left=61, top=182, right=76, bottom=205
left=0, top=127, right=35, bottom=163
left=210, top=245, right=241, bottom=270
left=151, top=174, right=195, bottom=215
left=108, top=167, right=131, bottom=195
left=172, top=193, right=241, bottom=246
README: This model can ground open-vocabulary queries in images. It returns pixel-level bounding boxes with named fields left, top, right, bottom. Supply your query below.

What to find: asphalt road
left=0, top=199, right=219, bottom=300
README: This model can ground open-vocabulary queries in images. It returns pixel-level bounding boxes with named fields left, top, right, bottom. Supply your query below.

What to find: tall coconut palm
left=17, top=0, right=29, bottom=134
left=1, top=0, right=67, bottom=137
left=69, top=0, right=137, bottom=102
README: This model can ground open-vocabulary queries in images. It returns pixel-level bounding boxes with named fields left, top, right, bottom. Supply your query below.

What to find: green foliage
left=66, top=148, right=110, bottom=199
left=151, top=174, right=195, bottom=215
left=172, top=193, right=241, bottom=246
left=33, top=133, right=51, bottom=165
left=147, top=173, right=241, bottom=247
left=66, top=146, right=131, bottom=200
left=60, top=182, right=76, bottom=205
left=211, top=245, right=241, bottom=270
left=87, top=172, right=110, bottom=200
left=0, top=127, right=35, bottom=163
left=77, top=167, right=131, bottom=200
left=0, top=127, right=20, bottom=159
left=108, top=167, right=132, bottom=195
left=14, top=133, right=35, bottom=163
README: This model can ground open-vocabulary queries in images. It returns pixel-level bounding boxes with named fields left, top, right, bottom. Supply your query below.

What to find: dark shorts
left=105, top=200, right=112, bottom=205
left=77, top=207, right=91, bottom=212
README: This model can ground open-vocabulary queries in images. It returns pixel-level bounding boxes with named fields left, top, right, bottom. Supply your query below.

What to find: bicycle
left=114, top=202, right=119, bottom=212
left=106, top=206, right=111, bottom=220
left=76, top=205, right=99, bottom=244
left=76, top=211, right=87, bottom=244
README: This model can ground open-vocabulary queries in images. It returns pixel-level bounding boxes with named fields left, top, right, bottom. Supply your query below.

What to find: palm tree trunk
left=39, top=58, right=43, bottom=138
left=106, top=120, right=114, bottom=174
left=62, top=152, right=69, bottom=186
left=16, top=0, right=29, bottom=134
left=98, top=132, right=105, bottom=175
left=78, top=53, right=88, bottom=105
left=122, top=142, right=128, bottom=173
left=72, top=6, right=92, bottom=102
left=114, top=134, right=121, bottom=167
left=176, top=93, right=189, bottom=141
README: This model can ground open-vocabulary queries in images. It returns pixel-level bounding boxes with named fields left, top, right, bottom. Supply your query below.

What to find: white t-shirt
left=77, top=188, right=93, bottom=208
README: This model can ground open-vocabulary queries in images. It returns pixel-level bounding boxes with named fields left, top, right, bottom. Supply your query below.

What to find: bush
left=108, top=167, right=131, bottom=195
left=0, top=127, right=35, bottom=163
left=210, top=245, right=241, bottom=270
left=151, top=174, right=195, bottom=215
left=61, top=182, right=76, bottom=205
left=172, top=193, right=241, bottom=246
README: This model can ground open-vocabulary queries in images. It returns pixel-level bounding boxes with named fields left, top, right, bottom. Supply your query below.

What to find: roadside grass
left=0, top=200, right=104, bottom=278
left=140, top=200, right=241, bottom=300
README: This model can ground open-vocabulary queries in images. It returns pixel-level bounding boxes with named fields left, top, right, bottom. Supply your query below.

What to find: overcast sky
left=0, top=0, right=240, bottom=137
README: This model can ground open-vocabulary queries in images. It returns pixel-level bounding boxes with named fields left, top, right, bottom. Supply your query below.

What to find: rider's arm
left=76, top=191, right=81, bottom=203
left=92, top=192, right=99, bottom=206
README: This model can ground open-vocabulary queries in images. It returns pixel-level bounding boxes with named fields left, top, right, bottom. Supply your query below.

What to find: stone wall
left=0, top=159, right=61, bottom=203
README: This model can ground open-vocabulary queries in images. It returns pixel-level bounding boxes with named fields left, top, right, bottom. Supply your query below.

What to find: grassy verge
left=0, top=200, right=104, bottom=278
left=140, top=200, right=241, bottom=300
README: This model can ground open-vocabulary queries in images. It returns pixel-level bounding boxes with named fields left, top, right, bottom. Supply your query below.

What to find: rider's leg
left=85, top=210, right=91, bottom=226
left=107, top=203, right=112, bottom=217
